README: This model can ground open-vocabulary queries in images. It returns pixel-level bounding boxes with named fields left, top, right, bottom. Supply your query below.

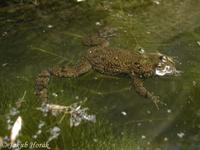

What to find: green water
left=0, top=0, right=200, bottom=149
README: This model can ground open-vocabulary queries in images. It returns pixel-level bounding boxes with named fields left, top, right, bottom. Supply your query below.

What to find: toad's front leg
left=132, top=76, right=160, bottom=110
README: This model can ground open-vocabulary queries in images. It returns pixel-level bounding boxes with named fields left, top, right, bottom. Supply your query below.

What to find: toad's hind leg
left=36, top=59, right=92, bottom=102
left=132, top=77, right=160, bottom=110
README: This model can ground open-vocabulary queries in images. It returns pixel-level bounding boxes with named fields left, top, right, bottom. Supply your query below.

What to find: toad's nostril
left=159, top=55, right=163, bottom=60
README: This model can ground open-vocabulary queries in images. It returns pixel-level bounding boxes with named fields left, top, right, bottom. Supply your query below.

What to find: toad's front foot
left=132, top=76, right=161, bottom=110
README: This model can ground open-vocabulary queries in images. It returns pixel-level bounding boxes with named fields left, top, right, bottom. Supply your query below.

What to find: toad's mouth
left=155, top=65, right=182, bottom=76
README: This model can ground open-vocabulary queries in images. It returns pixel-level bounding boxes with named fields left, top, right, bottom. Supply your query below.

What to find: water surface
left=0, top=0, right=200, bottom=149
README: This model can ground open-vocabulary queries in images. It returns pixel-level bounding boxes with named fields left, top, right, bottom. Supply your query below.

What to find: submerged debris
left=164, top=137, right=168, bottom=142
left=197, top=41, right=200, bottom=47
left=52, top=92, right=58, bottom=97
left=141, top=135, right=146, bottom=139
left=77, top=0, right=85, bottom=2
left=0, top=136, right=3, bottom=149
left=2, top=63, right=8, bottom=67
left=75, top=96, right=79, bottom=100
left=167, top=109, right=172, bottom=113
left=121, top=111, right=127, bottom=116
left=47, top=126, right=61, bottom=143
left=138, top=48, right=145, bottom=54
left=43, top=104, right=70, bottom=113
left=95, top=22, right=101, bottom=26
left=153, top=0, right=161, bottom=5
left=47, top=24, right=53, bottom=29
left=37, top=101, right=96, bottom=127
left=9, top=107, right=20, bottom=117
left=10, top=116, right=22, bottom=146
left=69, top=104, right=96, bottom=127
left=15, top=90, right=26, bottom=108
left=32, top=121, right=46, bottom=139
left=6, top=108, right=20, bottom=130
left=2, top=31, right=8, bottom=37
left=177, top=132, right=185, bottom=138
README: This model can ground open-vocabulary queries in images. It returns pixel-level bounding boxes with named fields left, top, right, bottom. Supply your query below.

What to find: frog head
left=154, top=53, right=181, bottom=76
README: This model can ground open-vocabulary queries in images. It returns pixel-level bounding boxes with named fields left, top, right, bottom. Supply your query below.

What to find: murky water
left=0, top=0, right=200, bottom=149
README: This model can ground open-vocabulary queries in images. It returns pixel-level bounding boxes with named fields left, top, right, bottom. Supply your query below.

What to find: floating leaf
left=10, top=116, right=22, bottom=146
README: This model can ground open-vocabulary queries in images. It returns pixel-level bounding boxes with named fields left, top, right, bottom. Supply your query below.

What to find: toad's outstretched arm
left=132, top=76, right=160, bottom=109
left=36, top=58, right=92, bottom=102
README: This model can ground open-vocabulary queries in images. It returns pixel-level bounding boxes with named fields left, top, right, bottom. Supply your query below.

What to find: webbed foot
left=83, top=27, right=117, bottom=47
left=132, top=76, right=161, bottom=110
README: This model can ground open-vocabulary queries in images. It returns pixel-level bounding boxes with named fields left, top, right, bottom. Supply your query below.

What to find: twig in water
left=16, top=90, right=26, bottom=108
left=30, top=46, right=68, bottom=61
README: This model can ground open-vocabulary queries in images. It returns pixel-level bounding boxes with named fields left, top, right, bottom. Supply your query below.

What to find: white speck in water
left=167, top=109, right=172, bottom=113
left=52, top=92, right=58, bottom=97
left=137, top=122, right=142, bottom=127
left=147, top=141, right=151, bottom=145
left=77, top=0, right=85, bottom=2
left=141, top=135, right=146, bottom=139
left=121, top=111, right=127, bottom=116
left=197, top=124, right=200, bottom=128
left=197, top=41, right=200, bottom=46
left=2, top=31, right=8, bottom=36
left=32, top=121, right=45, bottom=139
left=2, top=63, right=8, bottom=67
left=47, top=24, right=53, bottom=28
left=164, top=137, right=168, bottom=141
left=177, top=132, right=185, bottom=138
left=95, top=22, right=101, bottom=26
left=33, top=135, right=37, bottom=139
left=153, top=0, right=160, bottom=5
left=36, top=130, right=42, bottom=135
left=192, top=81, right=197, bottom=86
left=47, top=126, right=61, bottom=143
left=138, top=48, right=145, bottom=54
left=146, top=110, right=151, bottom=114
left=75, top=96, right=79, bottom=100
left=146, top=31, right=151, bottom=34
left=93, top=138, right=98, bottom=142
left=38, top=121, right=45, bottom=129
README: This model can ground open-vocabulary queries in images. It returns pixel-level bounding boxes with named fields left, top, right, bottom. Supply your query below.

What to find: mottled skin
left=36, top=31, right=177, bottom=109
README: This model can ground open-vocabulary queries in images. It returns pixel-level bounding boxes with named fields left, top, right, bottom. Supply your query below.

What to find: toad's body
left=86, top=47, right=156, bottom=77
left=36, top=30, right=180, bottom=109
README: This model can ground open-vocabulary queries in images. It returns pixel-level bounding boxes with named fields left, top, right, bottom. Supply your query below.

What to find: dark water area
left=0, top=0, right=200, bottom=149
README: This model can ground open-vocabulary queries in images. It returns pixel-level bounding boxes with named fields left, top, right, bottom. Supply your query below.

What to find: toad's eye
left=159, top=55, right=167, bottom=62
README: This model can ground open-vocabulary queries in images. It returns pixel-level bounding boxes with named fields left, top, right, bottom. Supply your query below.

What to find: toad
left=36, top=29, right=180, bottom=109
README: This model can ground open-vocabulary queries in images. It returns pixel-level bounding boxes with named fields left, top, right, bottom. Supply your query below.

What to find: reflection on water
left=0, top=0, right=200, bottom=149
